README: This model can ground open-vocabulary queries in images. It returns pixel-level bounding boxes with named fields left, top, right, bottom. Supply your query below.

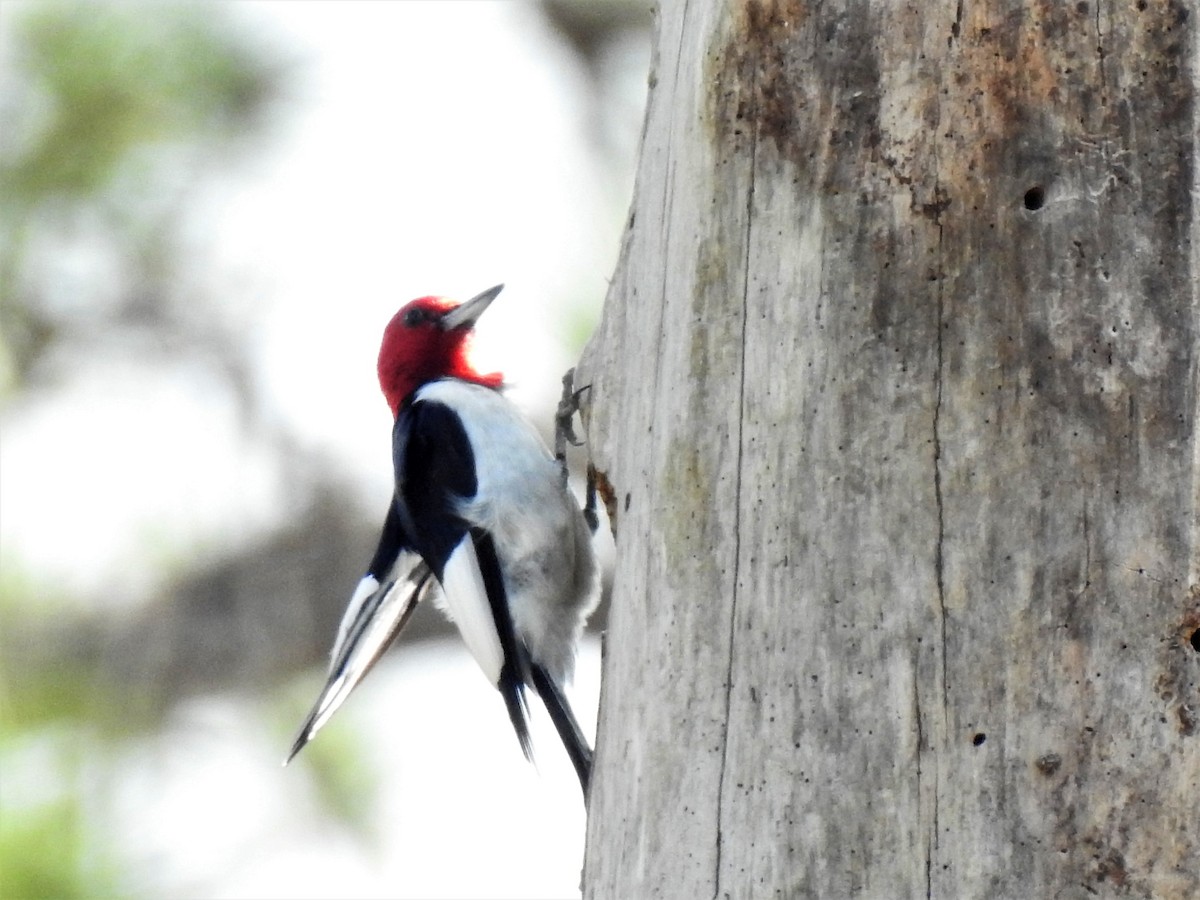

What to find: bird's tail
left=499, top=661, right=535, bottom=763
left=530, top=663, right=593, bottom=800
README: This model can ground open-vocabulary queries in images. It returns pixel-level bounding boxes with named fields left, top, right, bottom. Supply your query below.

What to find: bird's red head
left=377, top=284, right=505, bottom=416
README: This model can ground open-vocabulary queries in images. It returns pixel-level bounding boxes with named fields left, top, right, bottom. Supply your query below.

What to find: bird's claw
left=554, top=368, right=592, bottom=487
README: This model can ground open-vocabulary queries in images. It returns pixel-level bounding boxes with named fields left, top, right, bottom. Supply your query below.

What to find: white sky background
left=0, top=2, right=647, bottom=897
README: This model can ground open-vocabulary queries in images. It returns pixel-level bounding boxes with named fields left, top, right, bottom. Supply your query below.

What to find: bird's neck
left=385, top=366, right=504, bottom=417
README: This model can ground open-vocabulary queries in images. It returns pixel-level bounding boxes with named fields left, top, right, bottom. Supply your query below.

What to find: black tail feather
left=499, top=662, right=534, bottom=762
left=472, top=529, right=536, bottom=764
left=530, top=663, right=593, bottom=799
left=472, top=526, right=592, bottom=798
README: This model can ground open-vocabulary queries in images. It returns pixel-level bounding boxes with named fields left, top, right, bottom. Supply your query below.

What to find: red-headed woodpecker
left=287, top=284, right=600, bottom=797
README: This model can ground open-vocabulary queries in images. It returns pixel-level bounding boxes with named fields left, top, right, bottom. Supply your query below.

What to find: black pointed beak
left=439, top=284, right=503, bottom=331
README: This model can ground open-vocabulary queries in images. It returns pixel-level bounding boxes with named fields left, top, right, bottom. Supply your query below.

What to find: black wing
left=394, top=396, right=535, bottom=761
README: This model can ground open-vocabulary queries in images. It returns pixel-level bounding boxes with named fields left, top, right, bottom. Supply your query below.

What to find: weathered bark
left=579, top=1, right=1199, bottom=897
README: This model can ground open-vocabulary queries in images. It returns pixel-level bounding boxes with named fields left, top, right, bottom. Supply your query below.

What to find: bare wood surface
left=579, top=1, right=1199, bottom=897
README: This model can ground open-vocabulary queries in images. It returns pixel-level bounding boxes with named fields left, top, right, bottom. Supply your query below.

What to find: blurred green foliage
left=0, top=4, right=285, bottom=896
left=0, top=1, right=284, bottom=397
left=3, top=5, right=275, bottom=204
left=0, top=659, right=129, bottom=899
left=0, top=795, right=123, bottom=900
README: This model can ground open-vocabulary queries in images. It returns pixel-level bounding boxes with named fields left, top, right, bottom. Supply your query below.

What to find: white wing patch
left=286, top=551, right=430, bottom=763
left=331, top=574, right=383, bottom=662
left=439, top=537, right=504, bottom=685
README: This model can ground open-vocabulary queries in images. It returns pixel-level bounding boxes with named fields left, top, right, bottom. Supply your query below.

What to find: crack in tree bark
left=649, top=2, right=689, bottom=414
left=712, top=75, right=757, bottom=900
left=914, top=664, right=930, bottom=897
left=1094, top=0, right=1107, bottom=92
left=930, top=173, right=948, bottom=898
left=1076, top=505, right=1092, bottom=604
left=931, top=287, right=945, bottom=895
left=653, top=156, right=676, bottom=403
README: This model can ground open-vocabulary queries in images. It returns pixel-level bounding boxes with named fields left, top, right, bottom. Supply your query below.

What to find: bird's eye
left=403, top=308, right=426, bottom=327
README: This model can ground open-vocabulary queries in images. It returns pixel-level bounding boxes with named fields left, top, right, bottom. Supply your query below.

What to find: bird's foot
left=554, top=367, right=591, bottom=488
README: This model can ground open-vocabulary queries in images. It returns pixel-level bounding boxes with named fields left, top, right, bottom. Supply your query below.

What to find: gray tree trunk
left=577, top=1, right=1199, bottom=897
